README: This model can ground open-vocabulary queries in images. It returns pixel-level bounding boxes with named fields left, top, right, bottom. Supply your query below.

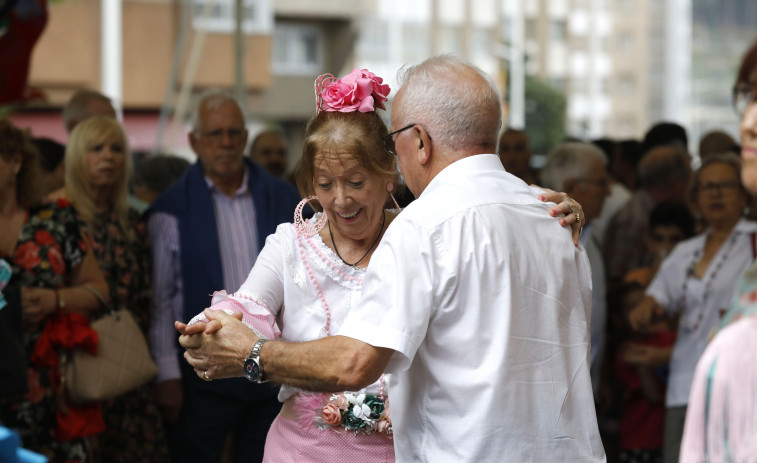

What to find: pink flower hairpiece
left=315, top=68, right=391, bottom=115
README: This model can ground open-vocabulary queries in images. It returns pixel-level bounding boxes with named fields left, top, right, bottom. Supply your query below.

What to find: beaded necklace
left=295, top=214, right=388, bottom=400
left=678, top=230, right=740, bottom=333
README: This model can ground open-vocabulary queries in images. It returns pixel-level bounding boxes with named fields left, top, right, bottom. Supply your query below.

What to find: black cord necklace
left=328, top=210, right=386, bottom=268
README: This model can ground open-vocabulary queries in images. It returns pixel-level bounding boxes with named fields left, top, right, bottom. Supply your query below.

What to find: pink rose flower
left=376, top=418, right=392, bottom=435
left=321, top=403, right=342, bottom=427
left=357, top=69, right=390, bottom=109
left=319, top=68, right=390, bottom=113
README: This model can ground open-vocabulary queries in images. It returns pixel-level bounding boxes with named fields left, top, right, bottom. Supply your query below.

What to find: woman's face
left=695, top=162, right=747, bottom=226
left=313, top=151, right=387, bottom=242
left=0, top=154, right=21, bottom=191
left=741, top=93, right=757, bottom=194
left=86, top=135, right=125, bottom=191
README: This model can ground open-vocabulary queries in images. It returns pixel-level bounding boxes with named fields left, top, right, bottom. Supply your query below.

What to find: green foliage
left=524, top=76, right=567, bottom=155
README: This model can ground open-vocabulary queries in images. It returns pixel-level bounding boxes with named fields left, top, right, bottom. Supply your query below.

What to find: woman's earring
left=386, top=182, right=393, bottom=192
left=294, top=196, right=327, bottom=236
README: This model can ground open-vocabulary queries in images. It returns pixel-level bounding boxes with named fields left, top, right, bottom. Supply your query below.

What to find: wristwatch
left=244, top=339, right=268, bottom=383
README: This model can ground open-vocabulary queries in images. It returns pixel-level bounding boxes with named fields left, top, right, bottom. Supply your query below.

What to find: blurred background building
left=3, top=0, right=757, bottom=170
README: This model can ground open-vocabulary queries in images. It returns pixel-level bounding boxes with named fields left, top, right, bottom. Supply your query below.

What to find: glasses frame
left=732, top=82, right=757, bottom=117
left=195, top=127, right=247, bottom=145
left=383, top=123, right=432, bottom=156
left=697, top=180, right=740, bottom=195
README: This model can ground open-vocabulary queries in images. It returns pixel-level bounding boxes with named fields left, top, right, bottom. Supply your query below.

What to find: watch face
left=244, top=358, right=260, bottom=382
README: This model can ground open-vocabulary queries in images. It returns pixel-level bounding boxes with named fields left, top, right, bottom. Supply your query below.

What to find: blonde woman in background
left=52, top=116, right=171, bottom=462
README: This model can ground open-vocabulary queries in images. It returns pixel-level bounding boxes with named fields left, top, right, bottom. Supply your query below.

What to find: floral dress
left=84, top=209, right=170, bottom=463
left=0, top=200, right=91, bottom=462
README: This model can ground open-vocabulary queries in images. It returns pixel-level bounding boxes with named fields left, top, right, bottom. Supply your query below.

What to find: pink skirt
left=262, top=409, right=394, bottom=463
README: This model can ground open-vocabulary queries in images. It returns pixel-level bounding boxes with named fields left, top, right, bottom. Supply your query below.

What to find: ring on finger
left=202, top=370, right=212, bottom=381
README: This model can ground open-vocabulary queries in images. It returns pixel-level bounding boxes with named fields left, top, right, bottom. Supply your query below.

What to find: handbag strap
left=80, top=283, right=115, bottom=314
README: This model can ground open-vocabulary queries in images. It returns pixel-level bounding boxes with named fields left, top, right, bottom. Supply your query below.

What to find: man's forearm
left=181, top=311, right=393, bottom=391
left=261, top=335, right=389, bottom=392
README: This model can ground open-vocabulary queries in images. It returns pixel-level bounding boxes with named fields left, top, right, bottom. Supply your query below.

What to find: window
left=617, top=32, right=634, bottom=52
left=272, top=24, right=323, bottom=76
left=550, top=19, right=567, bottom=43
left=617, top=74, right=635, bottom=94
left=470, top=28, right=494, bottom=61
left=192, top=0, right=272, bottom=34
left=358, top=20, right=390, bottom=62
left=402, top=23, right=431, bottom=63
left=439, top=25, right=462, bottom=54
left=550, top=77, right=567, bottom=92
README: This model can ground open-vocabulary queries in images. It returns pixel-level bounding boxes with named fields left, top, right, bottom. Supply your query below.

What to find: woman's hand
left=21, top=287, right=56, bottom=323
left=537, top=187, right=586, bottom=245
left=622, top=343, right=672, bottom=368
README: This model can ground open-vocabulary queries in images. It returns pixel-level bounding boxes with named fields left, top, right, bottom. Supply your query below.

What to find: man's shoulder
left=148, top=161, right=200, bottom=216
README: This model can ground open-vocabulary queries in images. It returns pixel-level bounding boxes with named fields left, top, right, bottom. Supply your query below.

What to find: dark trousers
left=169, top=382, right=282, bottom=463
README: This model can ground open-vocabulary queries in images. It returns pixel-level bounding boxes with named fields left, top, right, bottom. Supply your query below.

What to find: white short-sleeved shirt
left=338, top=154, right=606, bottom=462
left=646, top=218, right=757, bottom=407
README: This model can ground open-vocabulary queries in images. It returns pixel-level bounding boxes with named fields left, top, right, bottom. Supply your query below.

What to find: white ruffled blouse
left=191, top=214, right=386, bottom=401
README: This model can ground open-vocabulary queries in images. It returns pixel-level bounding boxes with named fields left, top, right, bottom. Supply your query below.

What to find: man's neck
left=211, top=170, right=245, bottom=197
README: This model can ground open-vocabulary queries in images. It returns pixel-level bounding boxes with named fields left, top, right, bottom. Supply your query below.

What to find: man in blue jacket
left=147, top=91, right=300, bottom=462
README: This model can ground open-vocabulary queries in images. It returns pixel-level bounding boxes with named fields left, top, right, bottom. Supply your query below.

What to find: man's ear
left=189, top=131, right=199, bottom=152
left=416, top=126, right=432, bottom=166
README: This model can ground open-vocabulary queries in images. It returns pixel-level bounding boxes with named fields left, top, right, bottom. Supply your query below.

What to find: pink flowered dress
left=190, top=213, right=394, bottom=463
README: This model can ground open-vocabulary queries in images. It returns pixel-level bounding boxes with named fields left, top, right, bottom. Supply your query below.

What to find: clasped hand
left=176, top=309, right=261, bottom=380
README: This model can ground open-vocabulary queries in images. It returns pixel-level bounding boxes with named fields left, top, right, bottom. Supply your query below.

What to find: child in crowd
left=613, top=201, right=695, bottom=463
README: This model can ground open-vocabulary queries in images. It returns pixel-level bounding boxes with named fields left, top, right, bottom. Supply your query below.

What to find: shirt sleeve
left=646, top=244, right=686, bottom=315
left=188, top=228, right=286, bottom=340
left=337, top=218, right=438, bottom=374
left=147, top=212, right=183, bottom=382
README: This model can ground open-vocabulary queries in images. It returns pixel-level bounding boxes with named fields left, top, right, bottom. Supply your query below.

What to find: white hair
left=396, top=54, right=502, bottom=152
left=190, top=89, right=244, bottom=132
left=539, top=142, right=608, bottom=192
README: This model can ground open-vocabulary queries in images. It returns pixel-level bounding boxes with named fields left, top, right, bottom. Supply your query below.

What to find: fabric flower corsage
left=315, top=392, right=392, bottom=436
left=315, top=68, right=390, bottom=114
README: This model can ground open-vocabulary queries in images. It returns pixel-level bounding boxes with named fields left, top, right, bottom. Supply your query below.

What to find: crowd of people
left=0, top=36, right=756, bottom=463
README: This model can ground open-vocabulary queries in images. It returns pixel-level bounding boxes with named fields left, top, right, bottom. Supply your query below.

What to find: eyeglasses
left=196, top=128, right=246, bottom=144
left=698, top=180, right=740, bottom=194
left=383, top=123, right=432, bottom=156
left=732, top=82, right=757, bottom=117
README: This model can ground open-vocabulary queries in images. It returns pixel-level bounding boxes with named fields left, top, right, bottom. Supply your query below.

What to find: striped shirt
left=148, top=167, right=258, bottom=382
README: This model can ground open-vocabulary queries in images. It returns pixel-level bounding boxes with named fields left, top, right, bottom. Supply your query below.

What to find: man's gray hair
left=396, top=54, right=502, bottom=152
left=190, top=89, right=244, bottom=132
left=539, top=142, right=607, bottom=192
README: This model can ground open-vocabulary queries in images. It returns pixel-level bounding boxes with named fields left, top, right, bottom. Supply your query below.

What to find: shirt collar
left=203, top=164, right=249, bottom=196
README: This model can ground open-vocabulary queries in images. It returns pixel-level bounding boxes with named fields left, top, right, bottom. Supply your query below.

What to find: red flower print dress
left=0, top=200, right=91, bottom=462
